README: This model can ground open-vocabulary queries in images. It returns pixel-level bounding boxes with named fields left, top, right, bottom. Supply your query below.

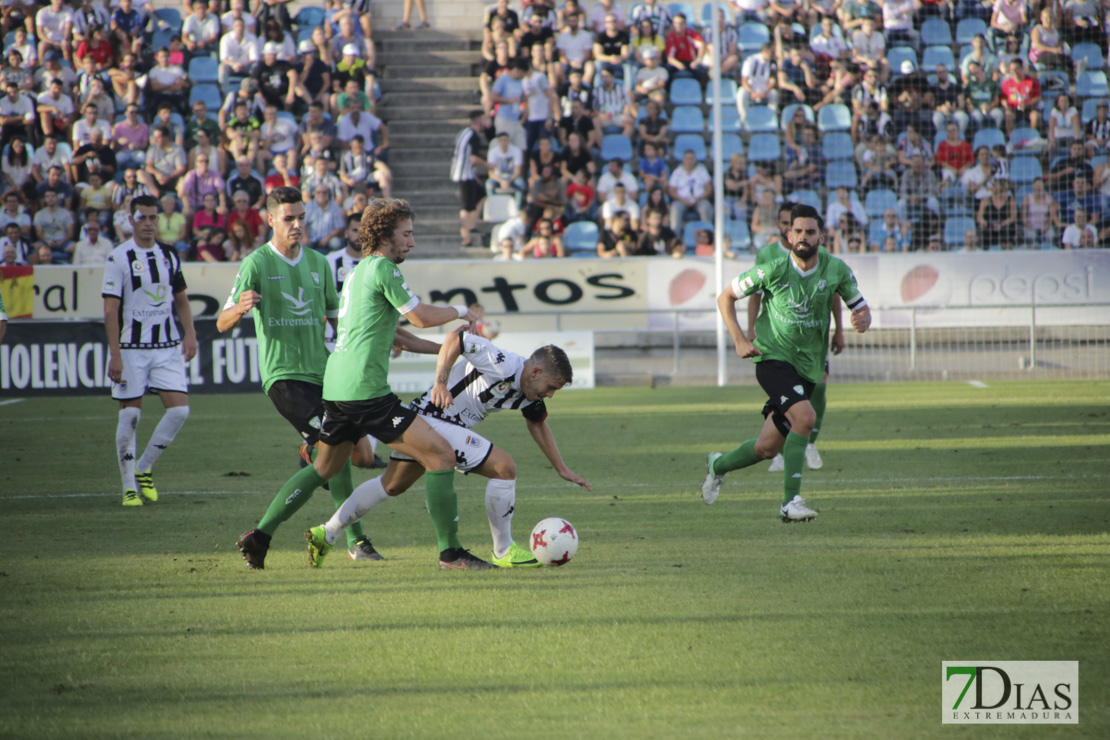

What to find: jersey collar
left=268, top=241, right=303, bottom=267
left=789, top=253, right=820, bottom=278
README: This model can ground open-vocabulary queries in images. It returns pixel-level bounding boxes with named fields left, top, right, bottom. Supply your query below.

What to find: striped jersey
left=450, top=126, right=478, bottom=183
left=101, top=239, right=187, bottom=349
left=326, top=248, right=361, bottom=296
left=630, top=3, right=671, bottom=34
left=409, top=331, right=547, bottom=429
left=593, top=81, right=628, bottom=116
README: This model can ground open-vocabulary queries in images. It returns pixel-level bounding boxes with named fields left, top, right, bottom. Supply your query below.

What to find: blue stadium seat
left=683, top=220, right=713, bottom=248
left=922, top=45, right=956, bottom=71
left=955, top=18, right=989, bottom=46
left=888, top=47, right=918, bottom=76
left=152, top=30, right=173, bottom=51
left=940, top=188, right=972, bottom=217
left=780, top=103, right=814, bottom=127
left=921, top=19, right=953, bottom=47
left=865, top=189, right=898, bottom=218
left=747, top=133, right=779, bottom=161
left=670, top=78, right=703, bottom=106
left=817, top=104, right=851, bottom=133
left=1072, top=43, right=1104, bottom=71
left=944, top=216, right=975, bottom=247
left=1082, top=98, right=1110, bottom=124
left=153, top=8, right=183, bottom=33
left=719, top=107, right=741, bottom=133
left=726, top=219, right=751, bottom=250
left=189, top=84, right=222, bottom=110
left=600, top=134, right=633, bottom=162
left=564, top=221, right=599, bottom=253
left=866, top=220, right=886, bottom=248
left=673, top=134, right=707, bottom=161
left=188, top=56, right=220, bottom=85
left=670, top=106, right=705, bottom=133
left=972, top=128, right=1006, bottom=152
left=821, top=132, right=854, bottom=161
left=1077, top=71, right=1109, bottom=98
left=1010, top=157, right=1043, bottom=185
left=1009, top=126, right=1040, bottom=148
left=668, top=2, right=697, bottom=24
left=825, top=161, right=858, bottom=189
left=744, top=105, right=778, bottom=133
left=297, top=28, right=315, bottom=45
left=705, top=78, right=737, bottom=106
left=295, top=7, right=326, bottom=28
left=720, top=133, right=743, bottom=160
left=738, top=22, right=770, bottom=55
left=790, top=189, right=820, bottom=210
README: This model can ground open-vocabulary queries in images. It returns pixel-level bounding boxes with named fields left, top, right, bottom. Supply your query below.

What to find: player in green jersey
left=748, top=201, right=843, bottom=473
left=268, top=198, right=493, bottom=570
left=222, top=187, right=439, bottom=570
left=702, top=204, right=871, bottom=521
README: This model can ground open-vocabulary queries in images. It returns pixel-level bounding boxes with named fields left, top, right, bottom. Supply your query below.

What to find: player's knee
left=166, top=405, right=190, bottom=422
left=488, top=457, right=516, bottom=480
left=753, top=441, right=779, bottom=460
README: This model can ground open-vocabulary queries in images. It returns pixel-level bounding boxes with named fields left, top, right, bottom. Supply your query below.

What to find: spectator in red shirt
left=75, top=25, right=114, bottom=72
left=935, top=122, right=974, bottom=184
left=1000, top=58, right=1042, bottom=136
left=264, top=153, right=300, bottom=193
left=226, top=189, right=267, bottom=248
left=564, top=169, right=597, bottom=222
left=664, top=13, right=706, bottom=84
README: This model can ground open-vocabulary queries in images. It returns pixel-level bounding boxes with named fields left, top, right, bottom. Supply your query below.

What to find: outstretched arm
left=526, top=417, right=592, bottom=491
left=393, top=326, right=441, bottom=355
left=428, top=328, right=464, bottom=408
left=404, top=301, right=479, bottom=329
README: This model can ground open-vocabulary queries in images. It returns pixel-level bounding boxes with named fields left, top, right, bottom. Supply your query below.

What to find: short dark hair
left=790, top=203, right=821, bottom=228
left=131, top=194, right=158, bottom=214
left=359, top=198, right=416, bottom=257
left=778, top=200, right=797, bottom=218
left=346, top=212, right=361, bottom=227
left=266, top=186, right=303, bottom=213
left=529, top=345, right=573, bottom=385
left=469, top=109, right=485, bottom=122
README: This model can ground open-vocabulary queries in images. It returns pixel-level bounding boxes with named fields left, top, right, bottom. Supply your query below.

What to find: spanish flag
left=0, top=266, right=34, bottom=319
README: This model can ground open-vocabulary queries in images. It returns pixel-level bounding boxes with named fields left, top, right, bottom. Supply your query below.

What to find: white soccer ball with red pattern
left=530, top=517, right=578, bottom=566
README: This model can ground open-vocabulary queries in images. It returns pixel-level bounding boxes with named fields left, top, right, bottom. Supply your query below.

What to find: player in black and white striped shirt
left=450, top=110, right=491, bottom=247
left=102, top=195, right=196, bottom=507
left=308, top=329, right=591, bottom=569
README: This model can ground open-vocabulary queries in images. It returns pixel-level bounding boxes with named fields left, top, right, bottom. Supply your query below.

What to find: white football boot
left=805, top=443, right=823, bottom=470
left=780, top=495, right=817, bottom=522
left=767, top=454, right=784, bottom=472
left=701, top=452, right=723, bottom=505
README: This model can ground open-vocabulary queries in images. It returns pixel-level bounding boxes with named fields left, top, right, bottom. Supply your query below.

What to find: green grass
left=1, top=382, right=1108, bottom=739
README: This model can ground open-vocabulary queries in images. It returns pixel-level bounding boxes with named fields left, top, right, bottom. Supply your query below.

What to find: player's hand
left=559, top=468, right=592, bottom=491
left=735, top=338, right=762, bottom=359
left=182, top=335, right=198, bottom=362
left=238, top=290, right=261, bottom=316
left=851, top=306, right=871, bottom=333
left=831, top=328, right=845, bottom=355
left=107, top=354, right=124, bottom=383
left=428, top=382, right=453, bottom=409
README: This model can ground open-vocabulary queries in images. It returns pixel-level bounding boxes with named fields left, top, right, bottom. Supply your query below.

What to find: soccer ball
left=530, top=517, right=578, bottom=566
left=477, top=319, right=500, bottom=339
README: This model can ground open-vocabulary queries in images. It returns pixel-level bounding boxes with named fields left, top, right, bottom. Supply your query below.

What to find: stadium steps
left=375, top=27, right=493, bottom=258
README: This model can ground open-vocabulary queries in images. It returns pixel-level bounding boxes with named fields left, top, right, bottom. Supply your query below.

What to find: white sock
left=485, top=478, right=516, bottom=558
left=368, top=435, right=378, bottom=455
left=324, top=475, right=389, bottom=545
left=137, top=406, right=190, bottom=472
left=116, top=407, right=141, bottom=492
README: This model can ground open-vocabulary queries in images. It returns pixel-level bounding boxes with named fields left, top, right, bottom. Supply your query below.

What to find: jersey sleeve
left=170, top=252, right=187, bottom=294
left=375, top=260, right=420, bottom=315
left=101, top=251, right=125, bottom=299
left=834, top=260, right=867, bottom=311
left=322, top=256, right=339, bottom=319
left=222, top=252, right=261, bottom=311
left=459, top=332, right=514, bottom=375
left=729, top=263, right=772, bottom=299
left=521, top=398, right=547, bottom=423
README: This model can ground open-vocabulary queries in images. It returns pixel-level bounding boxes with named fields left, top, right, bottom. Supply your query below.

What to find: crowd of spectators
left=0, top=0, right=393, bottom=266
left=473, top=0, right=1110, bottom=259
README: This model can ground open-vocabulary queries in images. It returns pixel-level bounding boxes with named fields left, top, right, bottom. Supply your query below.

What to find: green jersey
left=323, top=254, right=419, bottom=402
left=731, top=250, right=866, bottom=383
left=224, top=243, right=338, bottom=392
left=754, top=238, right=791, bottom=266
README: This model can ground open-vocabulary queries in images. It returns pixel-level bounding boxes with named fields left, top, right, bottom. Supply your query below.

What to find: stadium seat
left=682, top=220, right=713, bottom=248
left=296, top=28, right=315, bottom=45
left=1092, top=154, right=1107, bottom=170
left=864, top=189, right=898, bottom=218
left=821, top=132, right=854, bottom=161
left=705, top=78, right=738, bottom=106
left=744, top=105, right=778, bottom=133
left=1081, top=98, right=1109, bottom=124
left=922, top=46, right=956, bottom=71
left=600, top=134, right=634, bottom=162
left=668, top=2, right=697, bottom=23
left=790, top=189, right=820, bottom=210
left=720, top=133, right=743, bottom=160
left=152, top=29, right=173, bottom=51
left=670, top=106, right=705, bottom=133
left=780, top=104, right=814, bottom=127
left=188, top=56, right=220, bottom=85
left=482, top=194, right=518, bottom=222
left=563, top=221, right=599, bottom=253
left=1077, top=71, right=1109, bottom=98
left=1010, top=156, right=1043, bottom=185
left=747, top=133, right=779, bottom=161
left=866, top=220, right=886, bottom=248
left=1009, top=126, right=1040, bottom=149
left=955, top=18, right=989, bottom=46
left=719, top=108, right=741, bottom=133
left=825, top=161, right=858, bottom=189
left=673, top=133, right=707, bottom=161
left=738, top=22, right=770, bottom=55
left=670, top=78, right=703, bottom=106
left=294, top=7, right=326, bottom=28
left=153, top=7, right=183, bottom=33
left=888, top=47, right=918, bottom=76
left=972, top=128, right=1006, bottom=152
left=726, top=219, right=751, bottom=250
left=817, top=104, right=851, bottom=133
left=944, top=216, right=975, bottom=247
left=189, top=84, right=222, bottom=110
left=1072, top=43, right=1104, bottom=71
left=921, top=18, right=953, bottom=47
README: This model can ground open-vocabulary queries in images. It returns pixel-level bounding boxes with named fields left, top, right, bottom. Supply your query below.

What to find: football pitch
left=1, top=381, right=1108, bottom=739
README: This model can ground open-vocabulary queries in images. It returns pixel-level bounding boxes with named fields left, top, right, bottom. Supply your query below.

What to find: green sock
left=809, top=383, right=827, bottom=444
left=326, top=460, right=365, bottom=547
left=782, top=431, right=808, bottom=505
left=424, top=469, right=462, bottom=553
left=712, top=439, right=761, bottom=476
left=257, top=465, right=327, bottom=536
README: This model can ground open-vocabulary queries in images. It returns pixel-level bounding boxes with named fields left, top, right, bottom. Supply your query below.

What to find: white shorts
left=390, top=415, right=493, bottom=473
left=111, top=346, right=189, bottom=400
